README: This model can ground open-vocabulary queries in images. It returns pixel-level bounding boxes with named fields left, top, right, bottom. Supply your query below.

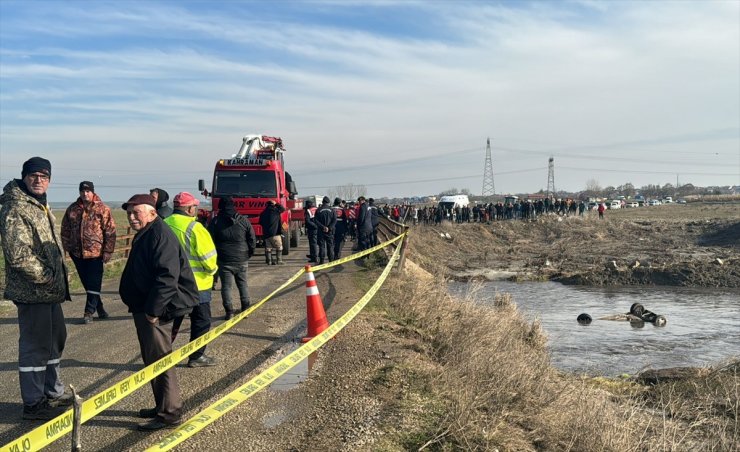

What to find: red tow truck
left=198, top=134, right=303, bottom=255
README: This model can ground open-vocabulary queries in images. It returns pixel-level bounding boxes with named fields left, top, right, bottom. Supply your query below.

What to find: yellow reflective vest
left=164, top=213, right=218, bottom=291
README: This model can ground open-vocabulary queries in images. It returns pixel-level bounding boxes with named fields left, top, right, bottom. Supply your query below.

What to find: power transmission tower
left=481, top=137, right=495, bottom=196
left=546, top=156, right=555, bottom=197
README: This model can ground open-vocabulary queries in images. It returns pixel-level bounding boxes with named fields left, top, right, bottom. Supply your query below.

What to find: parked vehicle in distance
left=663, top=196, right=673, bottom=203
left=676, top=199, right=687, bottom=204
left=587, top=202, right=598, bottom=210
left=649, top=199, right=662, bottom=206
left=625, top=201, right=639, bottom=208
left=609, top=200, right=622, bottom=209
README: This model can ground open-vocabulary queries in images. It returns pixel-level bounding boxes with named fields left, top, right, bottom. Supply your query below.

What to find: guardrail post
left=70, top=385, right=82, bottom=451
left=124, top=227, right=132, bottom=258
left=396, top=226, right=410, bottom=273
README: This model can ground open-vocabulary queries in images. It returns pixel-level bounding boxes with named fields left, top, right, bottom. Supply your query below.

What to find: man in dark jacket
left=315, top=196, right=336, bottom=264
left=149, top=187, right=173, bottom=219
left=356, top=196, right=373, bottom=251
left=0, top=157, right=73, bottom=421
left=332, top=198, right=348, bottom=259
left=368, top=198, right=381, bottom=246
left=119, top=194, right=199, bottom=431
left=258, top=200, right=285, bottom=265
left=304, top=200, right=318, bottom=263
left=208, top=196, right=256, bottom=320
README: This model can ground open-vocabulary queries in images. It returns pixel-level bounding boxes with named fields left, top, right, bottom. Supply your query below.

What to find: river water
left=448, top=281, right=740, bottom=377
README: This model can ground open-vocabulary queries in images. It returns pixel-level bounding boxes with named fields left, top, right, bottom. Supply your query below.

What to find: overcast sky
left=1, top=0, right=738, bottom=203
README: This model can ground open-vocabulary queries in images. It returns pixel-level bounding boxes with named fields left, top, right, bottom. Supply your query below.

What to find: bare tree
left=585, top=178, right=602, bottom=193
left=438, top=187, right=459, bottom=197
left=328, top=183, right=367, bottom=201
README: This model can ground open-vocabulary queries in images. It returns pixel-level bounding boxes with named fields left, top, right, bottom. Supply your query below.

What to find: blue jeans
left=219, top=263, right=250, bottom=312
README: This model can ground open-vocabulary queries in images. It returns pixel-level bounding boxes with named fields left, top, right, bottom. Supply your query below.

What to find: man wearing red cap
left=119, top=193, right=199, bottom=431
left=164, top=192, right=219, bottom=367
left=61, top=181, right=117, bottom=324
left=0, top=157, right=73, bottom=420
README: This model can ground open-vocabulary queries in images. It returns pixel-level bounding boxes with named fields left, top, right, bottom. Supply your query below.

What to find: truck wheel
left=282, top=234, right=290, bottom=255
left=290, top=222, right=300, bottom=248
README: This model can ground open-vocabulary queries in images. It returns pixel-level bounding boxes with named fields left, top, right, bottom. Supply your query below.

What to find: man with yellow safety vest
left=165, top=192, right=219, bottom=368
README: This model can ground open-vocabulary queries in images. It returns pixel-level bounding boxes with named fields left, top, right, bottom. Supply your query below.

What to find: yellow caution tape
left=2, top=233, right=405, bottom=452
left=310, top=233, right=406, bottom=271
left=1, top=268, right=306, bottom=452
left=147, top=240, right=403, bottom=451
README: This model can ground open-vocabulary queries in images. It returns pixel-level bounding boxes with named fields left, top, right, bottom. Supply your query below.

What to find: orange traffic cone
left=302, top=265, right=330, bottom=343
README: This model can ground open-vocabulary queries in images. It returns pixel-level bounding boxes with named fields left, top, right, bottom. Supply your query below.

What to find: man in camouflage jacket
left=61, top=181, right=116, bottom=323
left=0, top=157, right=72, bottom=420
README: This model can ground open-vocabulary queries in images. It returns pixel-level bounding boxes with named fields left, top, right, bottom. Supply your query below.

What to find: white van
left=438, top=194, right=470, bottom=211
left=608, top=200, right=622, bottom=209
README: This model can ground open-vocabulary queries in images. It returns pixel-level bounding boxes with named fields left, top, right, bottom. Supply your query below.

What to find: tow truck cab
left=198, top=135, right=303, bottom=255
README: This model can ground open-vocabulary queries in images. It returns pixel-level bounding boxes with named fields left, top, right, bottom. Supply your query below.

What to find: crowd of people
left=373, top=197, right=611, bottom=225
left=0, top=156, right=395, bottom=432
left=0, top=157, right=259, bottom=431
left=1, top=155, right=612, bottom=433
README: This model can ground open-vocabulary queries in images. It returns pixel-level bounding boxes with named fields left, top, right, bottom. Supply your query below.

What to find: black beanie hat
left=322, top=196, right=330, bottom=205
left=21, top=157, right=51, bottom=178
left=79, top=181, right=94, bottom=192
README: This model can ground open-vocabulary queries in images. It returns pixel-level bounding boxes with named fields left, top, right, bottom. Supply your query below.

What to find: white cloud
left=1, top=1, right=737, bottom=200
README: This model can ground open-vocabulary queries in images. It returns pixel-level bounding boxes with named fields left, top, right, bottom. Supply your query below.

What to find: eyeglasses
left=27, top=173, right=50, bottom=182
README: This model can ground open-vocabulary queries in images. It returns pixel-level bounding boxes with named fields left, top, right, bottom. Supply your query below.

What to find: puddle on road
left=269, top=342, right=318, bottom=392
left=262, top=343, right=318, bottom=428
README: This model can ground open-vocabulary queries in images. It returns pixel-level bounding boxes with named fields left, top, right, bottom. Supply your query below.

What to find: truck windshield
left=214, top=170, right=277, bottom=197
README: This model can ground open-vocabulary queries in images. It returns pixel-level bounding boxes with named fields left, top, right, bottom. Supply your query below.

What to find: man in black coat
left=119, top=194, right=199, bottom=431
left=208, top=196, right=256, bottom=320
left=258, top=200, right=285, bottom=265
left=356, top=196, right=373, bottom=251
left=304, top=200, right=318, bottom=263
left=314, top=196, right=336, bottom=264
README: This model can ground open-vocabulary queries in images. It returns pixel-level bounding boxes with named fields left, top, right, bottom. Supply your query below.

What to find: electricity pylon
left=481, top=138, right=495, bottom=196
left=546, top=156, right=555, bottom=197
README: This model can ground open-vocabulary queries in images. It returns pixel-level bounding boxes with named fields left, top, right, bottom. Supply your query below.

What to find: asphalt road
left=0, top=240, right=361, bottom=451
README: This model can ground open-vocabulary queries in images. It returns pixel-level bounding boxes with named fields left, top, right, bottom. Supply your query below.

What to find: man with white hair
left=119, top=194, right=199, bottom=431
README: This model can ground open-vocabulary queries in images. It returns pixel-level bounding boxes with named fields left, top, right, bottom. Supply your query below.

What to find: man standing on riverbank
left=119, top=194, right=199, bottom=431
left=0, top=157, right=73, bottom=420
left=61, top=181, right=117, bottom=324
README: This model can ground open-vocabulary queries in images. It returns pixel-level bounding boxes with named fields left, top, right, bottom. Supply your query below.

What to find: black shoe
left=97, top=310, right=109, bottom=319
left=187, top=355, right=217, bottom=368
left=23, top=400, right=66, bottom=420
left=306, top=254, right=312, bottom=259
left=138, top=407, right=158, bottom=418
left=48, top=390, right=74, bottom=407
left=137, top=418, right=181, bottom=431
left=83, top=313, right=93, bottom=324
left=224, top=311, right=234, bottom=321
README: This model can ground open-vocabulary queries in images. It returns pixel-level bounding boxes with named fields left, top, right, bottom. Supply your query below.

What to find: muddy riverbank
left=408, top=202, right=740, bottom=288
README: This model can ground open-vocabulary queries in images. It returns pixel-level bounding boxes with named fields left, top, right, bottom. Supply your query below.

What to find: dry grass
left=372, top=262, right=739, bottom=451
